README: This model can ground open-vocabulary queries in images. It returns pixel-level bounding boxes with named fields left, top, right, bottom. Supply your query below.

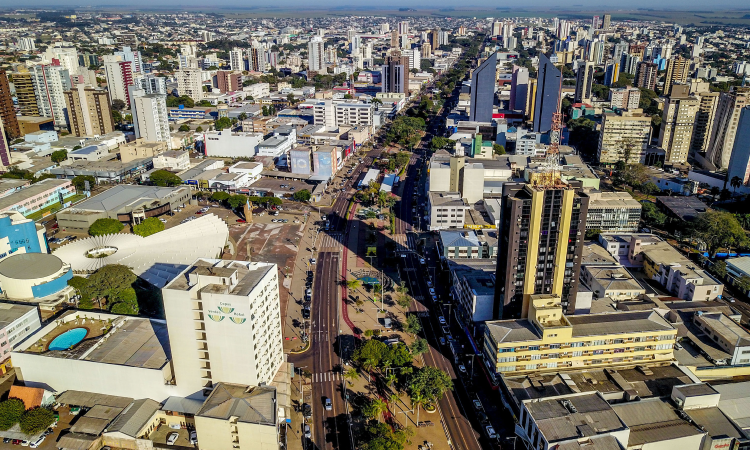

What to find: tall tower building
left=469, top=53, right=497, bottom=123
left=706, top=87, right=750, bottom=169
left=41, top=47, right=79, bottom=72
left=635, top=62, right=658, bottom=91
left=604, top=62, right=619, bottom=86
left=597, top=110, right=652, bottom=165
left=215, top=71, right=242, bottom=93
left=175, top=68, right=204, bottom=101
left=0, top=70, right=20, bottom=140
left=658, top=85, right=700, bottom=164
left=12, top=68, right=38, bottom=117
left=492, top=21, right=502, bottom=37
left=398, top=21, right=409, bottom=36
left=229, top=48, right=244, bottom=71
left=510, top=66, right=530, bottom=112
left=664, top=56, right=690, bottom=96
left=690, top=85, right=720, bottom=154
left=495, top=182, right=589, bottom=318
left=64, top=85, right=115, bottom=137
left=307, top=36, right=325, bottom=72
left=421, top=43, right=432, bottom=58
left=30, top=64, right=71, bottom=127
left=430, top=29, right=440, bottom=52
left=602, top=14, right=611, bottom=30
left=532, top=54, right=561, bottom=133
left=103, top=56, right=134, bottom=104
left=381, top=52, right=410, bottom=94
left=574, top=61, right=594, bottom=103
left=114, top=47, right=143, bottom=75
left=727, top=107, right=750, bottom=187
left=138, top=74, right=168, bottom=95
left=129, top=87, right=171, bottom=149
left=0, top=115, right=10, bottom=168
left=391, top=30, right=399, bottom=49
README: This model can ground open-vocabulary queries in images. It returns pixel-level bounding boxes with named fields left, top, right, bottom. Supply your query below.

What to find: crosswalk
left=313, top=371, right=342, bottom=383
left=393, top=233, right=419, bottom=253
left=319, top=233, right=344, bottom=250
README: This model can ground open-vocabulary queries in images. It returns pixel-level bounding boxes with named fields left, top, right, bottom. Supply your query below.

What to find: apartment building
left=574, top=61, right=594, bottom=103
left=706, top=87, right=750, bottom=170
left=635, top=61, right=658, bottom=91
left=727, top=107, right=750, bottom=186
left=382, top=52, right=410, bottom=94
left=103, top=56, right=134, bottom=105
left=0, top=70, right=20, bottom=140
left=229, top=48, right=244, bottom=71
left=658, top=85, right=700, bottom=164
left=483, top=294, right=676, bottom=376
left=313, top=100, right=373, bottom=129
left=641, top=243, right=724, bottom=301
left=30, top=64, right=71, bottom=128
left=65, top=85, right=115, bottom=137
left=162, top=259, right=284, bottom=396
left=583, top=190, right=642, bottom=233
left=129, top=88, right=172, bottom=149
left=495, top=183, right=589, bottom=318
left=609, top=87, right=641, bottom=110
left=137, top=74, right=168, bottom=95
left=691, top=87, right=720, bottom=154
left=664, top=56, right=691, bottom=95
left=308, top=37, right=325, bottom=72
left=176, top=68, right=204, bottom=101
left=12, top=68, right=38, bottom=117
left=580, top=264, right=646, bottom=300
left=597, top=109, right=652, bottom=165
left=215, top=71, right=242, bottom=93
left=428, top=192, right=470, bottom=231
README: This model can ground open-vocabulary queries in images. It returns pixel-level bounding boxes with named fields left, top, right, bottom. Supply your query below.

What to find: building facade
left=658, top=85, right=700, bottom=164
left=176, top=68, right=204, bottom=101
left=130, top=88, right=172, bottom=149
left=706, top=87, right=750, bottom=170
left=597, top=110, right=652, bottom=165
left=0, top=70, right=20, bottom=140
left=382, top=53, right=410, bottom=94
left=583, top=190, right=642, bottom=233
left=532, top=54, right=561, bottom=133
left=469, top=53, right=497, bottom=122
left=65, top=85, right=115, bottom=137
left=30, top=64, right=71, bottom=128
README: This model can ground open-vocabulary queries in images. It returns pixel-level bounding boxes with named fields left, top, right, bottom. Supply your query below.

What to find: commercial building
left=382, top=52, right=410, bottom=94
left=597, top=109, right=652, bottom=165
left=494, top=182, right=589, bottom=318
left=608, top=87, right=640, bottom=110
left=0, top=253, right=72, bottom=300
left=574, top=61, right=594, bottom=103
left=308, top=36, right=325, bottom=72
left=119, top=140, right=168, bottom=163
left=203, top=131, right=264, bottom=158
left=0, top=70, right=20, bottom=140
left=153, top=150, right=190, bottom=171
left=583, top=190, right=642, bottom=233
left=215, top=71, right=242, bottom=93
left=103, top=56, right=134, bottom=105
left=313, top=101, right=374, bottom=129
left=0, top=303, right=41, bottom=374
left=580, top=264, right=645, bottom=300
left=469, top=53, right=497, bottom=123
left=176, top=68, right=204, bottom=101
left=726, top=106, right=750, bottom=186
left=658, top=85, right=700, bottom=164
left=428, top=192, right=470, bottom=231
left=0, top=211, right=47, bottom=259
left=30, top=64, right=71, bottom=128
left=635, top=61, right=658, bottom=91
left=65, top=85, right=115, bottom=137
left=0, top=178, right=75, bottom=217
left=640, top=242, right=724, bottom=301
left=130, top=88, right=172, bottom=149
left=664, top=56, right=691, bottom=96
left=483, top=294, right=677, bottom=376
left=532, top=54, right=561, bottom=133
left=68, top=143, right=111, bottom=162
left=163, top=259, right=284, bottom=396
left=57, top=185, right=190, bottom=231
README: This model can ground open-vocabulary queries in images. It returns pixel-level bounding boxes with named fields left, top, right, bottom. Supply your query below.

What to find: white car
left=189, top=431, right=197, bottom=444
left=419, top=258, right=426, bottom=265
left=458, top=365, right=467, bottom=374
left=166, top=432, right=179, bottom=445
left=310, top=258, right=317, bottom=264
left=29, top=436, right=45, bottom=448
left=438, top=316, right=446, bottom=325
left=485, top=426, right=497, bottom=439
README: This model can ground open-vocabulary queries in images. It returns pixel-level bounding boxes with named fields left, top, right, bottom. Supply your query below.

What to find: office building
left=114, top=46, right=143, bottom=75
left=690, top=88, right=720, bottom=154
left=597, top=109, right=652, bottom=165
left=308, top=36, right=325, bottom=72
left=602, top=14, right=611, bottom=29
left=621, top=53, right=640, bottom=75
left=469, top=53, right=497, bottom=123
left=583, top=190, right=642, bottom=233
left=13, top=68, right=38, bottom=117
left=427, top=192, right=470, bottom=230
left=175, top=68, right=204, bottom=101
left=430, top=29, right=440, bottom=52
left=532, top=54, right=561, bottom=133
left=635, top=61, right=658, bottom=91
left=163, top=259, right=284, bottom=396
left=609, top=87, right=641, bottom=110
left=484, top=294, right=676, bottom=376
left=510, top=66, right=529, bottom=112
left=64, top=85, right=115, bottom=137
left=495, top=183, right=589, bottom=318
left=312, top=101, right=374, bottom=129
left=104, top=56, right=134, bottom=104
left=574, top=61, right=594, bottom=103
left=664, top=56, right=690, bottom=96
left=604, top=62, right=619, bottom=86
left=30, top=64, right=71, bottom=128
left=216, top=71, right=242, bottom=93
left=407, top=48, right=420, bottom=70
left=658, top=85, right=700, bottom=164
left=229, top=48, right=244, bottom=71
left=706, top=88, right=750, bottom=170
left=727, top=107, right=750, bottom=186
left=0, top=70, right=19, bottom=140
left=129, top=87, right=172, bottom=150
left=382, top=52, right=410, bottom=94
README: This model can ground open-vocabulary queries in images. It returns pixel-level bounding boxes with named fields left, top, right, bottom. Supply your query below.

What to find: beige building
left=609, top=87, right=640, bottom=110
left=706, top=87, right=750, bottom=169
left=597, top=109, right=652, bottom=165
left=175, top=68, right=204, bottom=101
left=664, top=56, right=690, bottom=96
left=580, top=264, right=646, bottom=300
left=658, top=85, right=700, bottom=164
left=690, top=82, right=720, bottom=154
left=153, top=150, right=190, bottom=171
left=64, top=85, right=115, bottom=137
left=194, top=383, right=279, bottom=450
left=583, top=190, right=642, bottom=233
left=119, top=139, right=167, bottom=163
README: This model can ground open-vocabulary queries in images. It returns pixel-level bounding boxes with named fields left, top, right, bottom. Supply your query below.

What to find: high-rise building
left=492, top=21, right=502, bottom=37
left=658, top=85, right=700, bottom=164
left=229, top=48, right=244, bottom=71
left=430, top=29, right=440, bottom=52
left=469, top=53, right=497, bottom=123
left=381, top=52, right=410, bottom=94
left=307, top=36, right=325, bottom=72
left=137, top=74, right=168, bottom=95
left=612, top=41, right=628, bottom=64
left=64, top=85, right=115, bottom=137
left=604, top=62, right=619, bottom=86
left=574, top=61, right=594, bottom=103
left=16, top=37, right=35, bottom=51
left=0, top=116, right=10, bottom=168
left=592, top=15, right=600, bottom=29
left=41, top=47, right=78, bottom=72
left=216, top=71, right=242, bottom=93
left=510, top=66, right=530, bottom=112
left=421, top=43, right=432, bottom=58
left=690, top=83, right=720, bottom=154
left=12, top=68, right=38, bottom=117
left=532, top=54, right=561, bottom=133
left=175, top=68, right=204, bottom=101
left=494, top=182, right=589, bottom=318
left=706, top=87, right=750, bottom=169
left=621, top=54, right=640, bottom=75
left=727, top=106, right=750, bottom=187
left=609, top=87, right=641, bottom=110
left=664, top=56, right=690, bottom=96
left=201, top=31, right=215, bottom=42
left=407, top=48, right=421, bottom=70
left=103, top=56, right=134, bottom=105
left=380, top=23, right=390, bottom=34
left=602, top=14, right=611, bottom=30
left=398, top=21, right=409, bottom=36
left=30, top=64, right=71, bottom=127
left=391, top=30, right=399, bottom=49
left=0, top=70, right=20, bottom=140
left=597, top=109, right=652, bottom=165
left=162, top=259, right=284, bottom=396
left=635, top=61, right=658, bottom=91
left=114, top=46, right=143, bottom=75
left=129, top=87, right=172, bottom=150
left=248, top=47, right=264, bottom=72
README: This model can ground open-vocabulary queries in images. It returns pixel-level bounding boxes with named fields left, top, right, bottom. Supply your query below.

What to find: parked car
left=310, top=258, right=317, bottom=264
left=29, top=436, right=45, bottom=448
left=236, top=219, right=246, bottom=223
left=439, top=337, right=446, bottom=346
left=458, top=365, right=467, bottom=374
left=189, top=431, right=197, bottom=444
left=473, top=399, right=483, bottom=410
left=485, top=426, right=497, bottom=439
left=304, top=424, right=311, bottom=438
left=166, top=432, right=179, bottom=445
left=303, top=403, right=312, bottom=418
left=438, top=316, right=446, bottom=325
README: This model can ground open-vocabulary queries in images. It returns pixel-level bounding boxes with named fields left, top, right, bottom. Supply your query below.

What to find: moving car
left=485, top=426, right=497, bottom=439
left=458, top=364, right=467, bottom=374
left=310, top=258, right=317, bottom=264
left=324, top=398, right=332, bottom=411
left=166, top=432, right=179, bottom=445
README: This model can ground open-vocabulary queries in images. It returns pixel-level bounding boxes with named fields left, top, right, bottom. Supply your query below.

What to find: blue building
left=469, top=52, right=498, bottom=123
left=0, top=211, right=48, bottom=260
left=533, top=54, right=561, bottom=133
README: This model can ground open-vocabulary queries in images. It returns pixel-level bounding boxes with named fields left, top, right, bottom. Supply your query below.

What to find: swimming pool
left=48, top=328, right=88, bottom=351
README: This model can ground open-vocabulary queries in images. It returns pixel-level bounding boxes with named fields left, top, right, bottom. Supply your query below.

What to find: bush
left=293, top=189, right=311, bottom=202
left=88, top=218, right=124, bottom=236
left=0, top=398, right=25, bottom=430
left=150, top=169, right=182, bottom=187
left=133, top=217, right=165, bottom=237
left=19, top=407, right=55, bottom=435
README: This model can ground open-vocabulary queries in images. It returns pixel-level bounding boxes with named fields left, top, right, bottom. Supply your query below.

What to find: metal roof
left=0, top=178, right=71, bottom=212
left=56, top=390, right=133, bottom=408
left=0, top=253, right=64, bottom=279
left=105, top=399, right=161, bottom=438
left=198, top=383, right=277, bottom=425
left=69, top=185, right=189, bottom=213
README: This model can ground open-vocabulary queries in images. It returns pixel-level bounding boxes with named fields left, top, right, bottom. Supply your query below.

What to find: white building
left=137, top=74, right=168, bottom=95
left=103, top=55, right=134, bottom=105
left=30, top=64, right=71, bottom=128
left=308, top=36, right=325, bottom=72
left=230, top=48, right=244, bottom=71
left=16, top=37, right=35, bottom=51
left=0, top=303, right=41, bottom=372
left=228, top=161, right=263, bottom=185
left=114, top=46, right=143, bottom=75
left=313, top=100, right=373, bottom=129
left=176, top=68, right=204, bottom=101
left=153, top=150, right=190, bottom=171
left=41, top=47, right=78, bottom=71
left=204, top=131, right=264, bottom=158
left=129, top=87, right=172, bottom=150
left=243, top=83, right=270, bottom=99
left=428, top=192, right=470, bottom=230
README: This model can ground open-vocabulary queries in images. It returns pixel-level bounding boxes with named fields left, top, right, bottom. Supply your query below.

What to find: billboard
left=313, top=151, right=333, bottom=179
left=290, top=149, right=311, bottom=175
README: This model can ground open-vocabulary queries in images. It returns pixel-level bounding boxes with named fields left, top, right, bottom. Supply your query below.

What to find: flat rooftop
left=0, top=178, right=70, bottom=211
left=657, top=196, right=710, bottom=222
left=0, top=303, right=37, bottom=329
left=567, top=310, right=674, bottom=337
left=71, top=185, right=189, bottom=213
left=165, top=259, right=275, bottom=297
left=524, top=393, right=625, bottom=443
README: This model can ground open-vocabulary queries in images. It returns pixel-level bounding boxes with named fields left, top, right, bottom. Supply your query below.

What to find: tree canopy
left=88, top=218, right=124, bottom=236
left=150, top=169, right=183, bottom=187
left=50, top=149, right=67, bottom=163
left=72, top=175, right=95, bottom=191
left=406, top=366, right=453, bottom=405
left=0, top=398, right=25, bottom=431
left=691, top=211, right=749, bottom=255
left=293, top=189, right=311, bottom=202
left=19, top=407, right=55, bottom=435
left=133, top=217, right=165, bottom=237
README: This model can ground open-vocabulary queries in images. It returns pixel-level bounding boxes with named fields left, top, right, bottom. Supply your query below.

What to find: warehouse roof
left=106, top=399, right=161, bottom=438
left=70, top=185, right=189, bottom=213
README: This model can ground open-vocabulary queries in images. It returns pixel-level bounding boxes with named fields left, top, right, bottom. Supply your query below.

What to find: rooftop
left=611, top=398, right=704, bottom=446
left=429, top=191, right=469, bottom=208
left=0, top=303, right=38, bottom=329
left=105, top=398, right=162, bottom=438
left=567, top=310, right=674, bottom=338
left=197, top=383, right=277, bottom=425
left=0, top=178, right=71, bottom=212
left=656, top=196, right=710, bottom=222
left=0, top=253, right=66, bottom=280
left=695, top=312, right=750, bottom=348
left=70, top=185, right=189, bottom=213
left=165, top=259, right=275, bottom=297
left=524, top=393, right=626, bottom=443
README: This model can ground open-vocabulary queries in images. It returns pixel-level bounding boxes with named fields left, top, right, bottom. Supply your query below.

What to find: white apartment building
left=584, top=190, right=642, bottom=233
left=313, top=100, right=373, bottom=129
left=176, top=68, right=204, bottom=101
left=103, top=55, right=134, bottom=104
left=597, top=109, right=652, bottom=165
left=153, top=150, right=190, bottom=171
left=408, top=48, right=421, bottom=70
left=137, top=74, right=168, bottom=95
left=230, top=48, right=244, bottom=71
left=308, top=36, right=325, bottom=72
left=243, top=83, right=270, bottom=99
left=41, top=47, right=78, bottom=71
left=609, top=87, right=641, bottom=110
left=114, top=46, right=143, bottom=75
left=16, top=37, right=35, bottom=51
left=428, top=192, right=470, bottom=230
left=162, top=259, right=284, bottom=396
left=0, top=304, right=41, bottom=372
left=658, top=86, right=700, bottom=164
left=30, top=64, right=71, bottom=128
left=130, top=87, right=172, bottom=150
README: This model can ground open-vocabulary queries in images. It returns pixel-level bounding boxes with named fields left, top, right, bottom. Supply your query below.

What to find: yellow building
left=12, top=68, right=39, bottom=117
left=483, top=294, right=676, bottom=376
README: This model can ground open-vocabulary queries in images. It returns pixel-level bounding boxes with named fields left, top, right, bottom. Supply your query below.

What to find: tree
left=640, top=181, right=660, bottom=200
left=111, top=99, right=126, bottom=111
left=178, top=124, right=191, bottom=132
left=731, top=176, right=743, bottom=193
left=262, top=105, right=269, bottom=116
left=403, top=313, right=422, bottom=336
left=150, top=169, right=183, bottom=187
left=68, top=276, right=93, bottom=309
left=293, top=189, right=311, bottom=202
left=492, top=144, right=506, bottom=155
left=410, top=338, right=428, bottom=356
left=0, top=398, right=25, bottom=430
left=89, top=218, right=124, bottom=236
left=112, top=110, right=123, bottom=124
left=133, top=217, right=165, bottom=237
left=430, top=136, right=449, bottom=150
left=346, top=279, right=361, bottom=290
left=362, top=398, right=388, bottom=422
left=585, top=229, right=602, bottom=240
left=50, top=149, right=67, bottom=163
left=735, top=275, right=750, bottom=294
left=238, top=112, right=248, bottom=121
left=215, top=116, right=232, bottom=131
left=87, top=264, right=137, bottom=303
left=620, top=163, right=650, bottom=187
left=692, top=211, right=749, bottom=255
left=287, top=92, right=297, bottom=103
left=19, top=407, right=55, bottom=435
left=343, top=367, right=359, bottom=385
left=211, top=191, right=231, bottom=202
left=640, top=201, right=667, bottom=227
left=710, top=260, right=728, bottom=279
left=72, top=175, right=95, bottom=192
left=109, top=287, right=139, bottom=315
left=225, top=194, right=247, bottom=210
left=406, top=366, right=453, bottom=405
left=353, top=339, right=388, bottom=366
left=196, top=126, right=203, bottom=132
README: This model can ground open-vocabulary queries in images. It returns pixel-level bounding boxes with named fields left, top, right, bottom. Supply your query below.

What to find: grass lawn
left=26, top=194, right=87, bottom=221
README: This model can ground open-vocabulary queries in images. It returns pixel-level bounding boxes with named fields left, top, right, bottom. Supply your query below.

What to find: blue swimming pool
left=48, top=328, right=87, bottom=351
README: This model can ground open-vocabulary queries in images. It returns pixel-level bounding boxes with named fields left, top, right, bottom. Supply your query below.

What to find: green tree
left=403, top=313, right=422, bottom=336
left=226, top=194, right=248, bottom=210
left=211, top=191, right=231, bottom=203
left=691, top=211, right=749, bottom=256
left=585, top=229, right=602, bottom=240
left=88, top=218, right=124, bottom=236
left=384, top=343, right=412, bottom=368
left=640, top=201, right=667, bottom=227
left=430, top=136, right=449, bottom=150
left=112, top=110, right=123, bottom=124
left=150, top=169, right=183, bottom=187
left=346, top=279, right=361, bottom=290
left=238, top=112, right=248, bottom=121
left=72, top=175, right=95, bottom=192
left=410, top=338, right=429, bottom=356
left=710, top=260, right=728, bottom=279
left=353, top=339, right=388, bottom=366
left=68, top=276, right=93, bottom=309
left=406, top=366, right=453, bottom=405
left=196, top=126, right=203, bottom=132
left=133, top=217, right=165, bottom=237
left=19, top=407, right=55, bottom=435
left=178, top=124, right=191, bottom=132
left=293, top=189, right=311, bottom=202
left=343, top=367, right=359, bottom=385
left=640, top=181, right=660, bottom=200
left=262, top=105, right=269, bottom=116
left=109, top=287, right=139, bottom=315
left=215, top=116, right=232, bottom=131
left=0, top=398, right=25, bottom=430
left=86, top=264, right=137, bottom=302
left=362, top=398, right=388, bottom=422
left=50, top=149, right=67, bottom=163
left=111, top=99, right=126, bottom=111
left=492, top=144, right=506, bottom=155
